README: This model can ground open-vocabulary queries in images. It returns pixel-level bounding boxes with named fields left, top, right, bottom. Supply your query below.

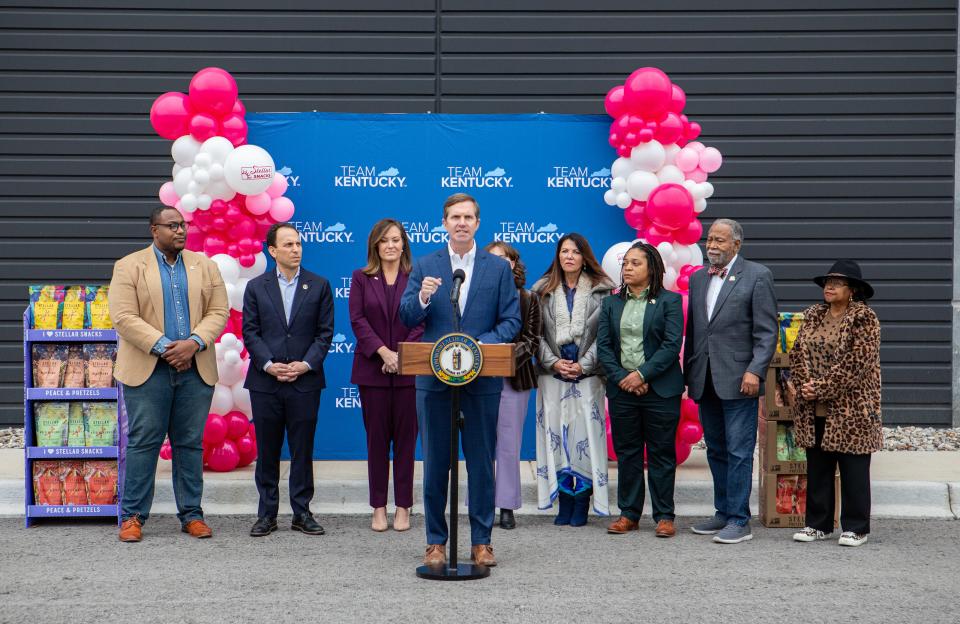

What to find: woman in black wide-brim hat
left=786, top=259, right=882, bottom=548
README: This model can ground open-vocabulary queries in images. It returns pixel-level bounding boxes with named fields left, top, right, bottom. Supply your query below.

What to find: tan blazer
left=109, top=246, right=229, bottom=387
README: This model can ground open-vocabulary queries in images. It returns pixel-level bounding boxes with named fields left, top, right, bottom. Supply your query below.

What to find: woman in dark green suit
left=597, top=241, right=685, bottom=538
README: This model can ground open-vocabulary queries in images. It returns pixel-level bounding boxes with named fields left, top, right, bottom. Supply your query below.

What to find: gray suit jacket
left=683, top=256, right=778, bottom=401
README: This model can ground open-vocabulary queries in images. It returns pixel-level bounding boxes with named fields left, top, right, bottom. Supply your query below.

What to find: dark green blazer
left=597, top=289, right=685, bottom=400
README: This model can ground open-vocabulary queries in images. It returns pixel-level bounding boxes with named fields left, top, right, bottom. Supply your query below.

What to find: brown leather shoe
left=607, top=516, right=639, bottom=534
left=181, top=519, right=213, bottom=538
left=423, top=544, right=446, bottom=566
left=655, top=519, right=676, bottom=538
left=470, top=544, right=497, bottom=567
left=118, top=517, right=142, bottom=542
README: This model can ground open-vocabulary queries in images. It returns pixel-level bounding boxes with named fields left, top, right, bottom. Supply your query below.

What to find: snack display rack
left=23, top=311, right=127, bottom=527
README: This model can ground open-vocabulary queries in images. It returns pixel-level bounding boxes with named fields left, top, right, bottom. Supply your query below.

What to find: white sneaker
left=793, top=527, right=832, bottom=542
left=838, top=531, right=868, bottom=547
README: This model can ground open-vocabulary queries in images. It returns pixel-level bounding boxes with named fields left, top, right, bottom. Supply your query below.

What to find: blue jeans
left=121, top=361, right=214, bottom=525
left=698, top=380, right=758, bottom=526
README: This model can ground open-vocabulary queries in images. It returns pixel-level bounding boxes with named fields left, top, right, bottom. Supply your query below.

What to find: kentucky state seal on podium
left=429, top=333, right=483, bottom=387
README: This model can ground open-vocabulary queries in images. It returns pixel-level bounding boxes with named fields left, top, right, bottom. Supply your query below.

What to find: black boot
left=569, top=488, right=592, bottom=527
left=553, top=492, right=574, bottom=526
left=499, top=509, right=516, bottom=530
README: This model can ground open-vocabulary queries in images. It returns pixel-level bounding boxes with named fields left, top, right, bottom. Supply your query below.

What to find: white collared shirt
left=706, top=254, right=738, bottom=321
left=422, top=242, right=476, bottom=311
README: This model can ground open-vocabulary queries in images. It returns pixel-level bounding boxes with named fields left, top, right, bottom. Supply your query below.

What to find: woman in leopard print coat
left=787, top=259, right=881, bottom=546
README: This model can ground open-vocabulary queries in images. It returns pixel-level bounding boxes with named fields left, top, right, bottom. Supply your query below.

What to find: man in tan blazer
left=109, top=206, right=228, bottom=542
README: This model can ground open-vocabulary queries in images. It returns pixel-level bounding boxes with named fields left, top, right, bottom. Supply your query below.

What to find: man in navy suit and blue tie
left=400, top=193, right=520, bottom=567
left=242, top=223, right=334, bottom=538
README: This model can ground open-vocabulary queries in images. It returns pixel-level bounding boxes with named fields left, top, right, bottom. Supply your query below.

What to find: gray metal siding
left=0, top=0, right=955, bottom=426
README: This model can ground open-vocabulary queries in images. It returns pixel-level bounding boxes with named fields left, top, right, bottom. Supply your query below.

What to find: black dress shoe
left=499, top=509, right=516, bottom=530
left=291, top=512, right=325, bottom=535
left=250, top=517, right=277, bottom=537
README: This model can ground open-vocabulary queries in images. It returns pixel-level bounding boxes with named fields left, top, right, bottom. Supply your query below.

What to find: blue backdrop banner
left=246, top=112, right=623, bottom=460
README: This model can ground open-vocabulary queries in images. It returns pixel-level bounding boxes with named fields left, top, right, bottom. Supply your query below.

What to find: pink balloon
left=699, top=147, right=723, bottom=173
left=622, top=67, right=673, bottom=121
left=678, top=422, right=703, bottom=445
left=669, top=84, right=686, bottom=113
left=220, top=113, right=248, bottom=147
left=673, top=219, right=703, bottom=246
left=203, top=414, right=228, bottom=447
left=149, top=92, right=192, bottom=140
left=232, top=99, right=246, bottom=115
left=238, top=254, right=256, bottom=268
left=188, top=67, right=238, bottom=116
left=206, top=439, right=240, bottom=472
left=674, top=147, right=700, bottom=173
left=637, top=128, right=654, bottom=142
left=236, top=433, right=257, bottom=467
left=179, top=206, right=194, bottom=222
left=604, top=84, right=627, bottom=118
left=159, top=443, right=172, bottom=461
left=605, top=402, right=617, bottom=461
left=266, top=173, right=289, bottom=199
left=646, top=184, right=695, bottom=231
left=185, top=224, right=204, bottom=251
left=676, top=274, right=690, bottom=291
left=617, top=145, right=632, bottom=158
left=269, top=196, right=295, bottom=222
left=623, top=201, right=646, bottom=229
left=686, top=122, right=702, bottom=140
left=233, top=217, right=256, bottom=240
left=209, top=199, right=228, bottom=216
left=644, top=224, right=674, bottom=247
left=680, top=397, right=699, bottom=422
left=225, top=412, right=250, bottom=440
left=188, top=113, right=219, bottom=142
left=687, top=168, right=709, bottom=183
left=675, top=441, right=692, bottom=466
left=245, top=192, right=272, bottom=215
left=226, top=242, right=240, bottom=257
left=203, top=235, right=226, bottom=256
left=653, top=111, right=684, bottom=145
left=687, top=141, right=706, bottom=153
left=159, top=181, right=179, bottom=207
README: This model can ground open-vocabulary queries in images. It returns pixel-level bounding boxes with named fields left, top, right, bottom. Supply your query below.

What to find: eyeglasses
left=156, top=222, right=187, bottom=232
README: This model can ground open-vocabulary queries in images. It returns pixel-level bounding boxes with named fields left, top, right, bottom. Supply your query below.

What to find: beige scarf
left=553, top=272, right=592, bottom=345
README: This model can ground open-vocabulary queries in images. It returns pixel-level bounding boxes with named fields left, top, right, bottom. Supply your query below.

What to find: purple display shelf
left=26, top=446, right=118, bottom=459
left=26, top=387, right=118, bottom=400
left=24, top=309, right=124, bottom=527
left=26, top=329, right=117, bottom=342
left=27, top=505, right=118, bottom=518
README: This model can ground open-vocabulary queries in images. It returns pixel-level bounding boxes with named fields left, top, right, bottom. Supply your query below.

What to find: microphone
left=450, top=269, right=466, bottom=304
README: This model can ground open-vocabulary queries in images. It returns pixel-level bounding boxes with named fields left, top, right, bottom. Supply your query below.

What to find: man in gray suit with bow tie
left=684, top=218, right=777, bottom=544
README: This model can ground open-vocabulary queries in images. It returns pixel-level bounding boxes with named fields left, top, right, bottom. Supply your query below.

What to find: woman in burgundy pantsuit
left=349, top=219, right=423, bottom=532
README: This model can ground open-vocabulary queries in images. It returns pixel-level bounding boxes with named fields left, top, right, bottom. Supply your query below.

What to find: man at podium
left=400, top=193, right=520, bottom=568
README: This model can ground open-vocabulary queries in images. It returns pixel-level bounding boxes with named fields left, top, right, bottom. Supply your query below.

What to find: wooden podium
left=399, top=339, right=514, bottom=581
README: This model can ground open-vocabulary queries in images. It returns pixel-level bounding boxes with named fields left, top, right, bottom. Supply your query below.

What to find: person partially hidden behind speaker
left=399, top=193, right=520, bottom=568
left=242, top=223, right=334, bottom=538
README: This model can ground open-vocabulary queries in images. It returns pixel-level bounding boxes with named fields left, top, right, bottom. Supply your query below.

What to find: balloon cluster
left=605, top=398, right=703, bottom=466
left=600, top=68, right=725, bottom=464
left=151, top=67, right=297, bottom=471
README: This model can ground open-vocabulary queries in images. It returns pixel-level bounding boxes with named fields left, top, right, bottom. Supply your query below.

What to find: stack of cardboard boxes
left=758, top=314, right=838, bottom=528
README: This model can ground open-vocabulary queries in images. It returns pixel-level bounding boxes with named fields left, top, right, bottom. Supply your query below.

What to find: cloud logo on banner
left=278, top=166, right=293, bottom=176
left=324, top=222, right=346, bottom=233
left=329, top=332, right=355, bottom=354
left=402, top=221, right=450, bottom=244
left=496, top=221, right=565, bottom=245
left=294, top=220, right=353, bottom=244
left=278, top=165, right=300, bottom=187
left=442, top=166, right=513, bottom=189
left=431, top=224, right=447, bottom=233
left=335, top=165, right=406, bottom=188
left=547, top=165, right=611, bottom=189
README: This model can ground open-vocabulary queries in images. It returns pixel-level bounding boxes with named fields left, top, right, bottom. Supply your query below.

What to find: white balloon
left=626, top=170, right=659, bottom=202
left=235, top=277, right=250, bottom=304
left=694, top=198, right=708, bottom=213
left=224, top=349, right=241, bottom=366
left=209, top=163, right=225, bottom=181
left=173, top=167, right=193, bottom=197
left=197, top=194, right=212, bottom=210
left=224, top=144, right=276, bottom=196
left=200, top=136, right=235, bottom=164
left=206, top=180, right=237, bottom=201
left=219, top=332, right=240, bottom=351
left=171, top=136, right=201, bottom=167
left=194, top=152, right=213, bottom=169
left=210, top=383, right=234, bottom=415
left=674, top=245, right=692, bottom=267
left=211, top=254, right=240, bottom=284
left=238, top=252, right=268, bottom=279
left=216, top=358, right=245, bottom=387
left=656, top=241, right=676, bottom=265
left=683, top=179, right=704, bottom=199
left=615, top=192, right=632, bottom=209
left=215, top=342, right=226, bottom=361
left=611, top=176, right=627, bottom=193
left=187, top=180, right=199, bottom=196
left=630, top=140, right=666, bottom=172
left=601, top=241, right=636, bottom=283
left=611, top=157, right=636, bottom=180
left=663, top=143, right=681, bottom=167
left=228, top=281, right=246, bottom=311
left=657, top=165, right=685, bottom=185
left=702, top=182, right=715, bottom=199
left=603, top=189, right=618, bottom=206
left=179, top=193, right=198, bottom=212
left=172, top=164, right=183, bottom=179
left=663, top=267, right=679, bottom=291
left=231, top=381, right=252, bottom=417
left=686, top=243, right=703, bottom=267
left=192, top=168, right=210, bottom=187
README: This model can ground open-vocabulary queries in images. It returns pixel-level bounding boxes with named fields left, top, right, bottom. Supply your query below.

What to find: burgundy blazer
left=349, top=268, right=424, bottom=387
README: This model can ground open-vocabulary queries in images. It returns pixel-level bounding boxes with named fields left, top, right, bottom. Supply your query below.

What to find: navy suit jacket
left=349, top=268, right=423, bottom=387
left=242, top=268, right=334, bottom=394
left=597, top=289, right=685, bottom=400
left=399, top=246, right=521, bottom=395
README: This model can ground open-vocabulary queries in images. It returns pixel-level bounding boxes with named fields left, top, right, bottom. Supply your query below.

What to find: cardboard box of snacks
left=759, top=471, right=838, bottom=529
left=758, top=418, right=807, bottom=474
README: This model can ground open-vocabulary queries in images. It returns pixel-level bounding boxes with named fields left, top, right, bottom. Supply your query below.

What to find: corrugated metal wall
left=1, top=0, right=955, bottom=426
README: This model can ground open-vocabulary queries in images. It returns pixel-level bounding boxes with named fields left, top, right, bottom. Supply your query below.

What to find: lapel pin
left=302, top=284, right=308, bottom=290
left=729, top=276, right=736, bottom=282
left=650, top=299, right=656, bottom=304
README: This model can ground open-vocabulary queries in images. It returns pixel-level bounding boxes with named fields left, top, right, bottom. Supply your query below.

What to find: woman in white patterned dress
left=532, top=233, right=614, bottom=526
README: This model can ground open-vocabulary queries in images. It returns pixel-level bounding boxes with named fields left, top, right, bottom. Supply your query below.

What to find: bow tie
left=708, top=265, right=728, bottom=279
